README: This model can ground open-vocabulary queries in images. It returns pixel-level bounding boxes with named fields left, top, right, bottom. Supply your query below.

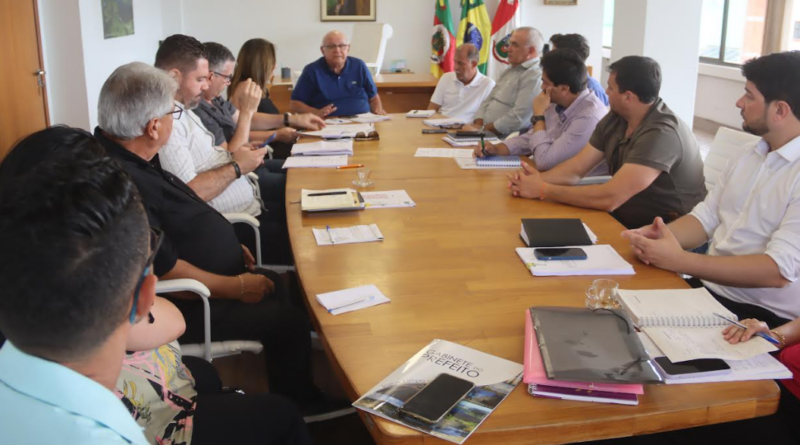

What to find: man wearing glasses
left=290, top=30, right=386, bottom=117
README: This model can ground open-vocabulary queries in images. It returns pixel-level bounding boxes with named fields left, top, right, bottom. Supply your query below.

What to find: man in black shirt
left=96, top=61, right=352, bottom=421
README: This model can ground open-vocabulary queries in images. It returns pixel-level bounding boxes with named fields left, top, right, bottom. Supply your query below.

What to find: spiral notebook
left=616, top=288, right=778, bottom=362
left=475, top=155, right=521, bottom=168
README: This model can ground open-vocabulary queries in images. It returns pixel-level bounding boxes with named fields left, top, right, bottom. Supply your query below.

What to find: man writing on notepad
left=622, top=52, right=800, bottom=329
left=473, top=49, right=608, bottom=175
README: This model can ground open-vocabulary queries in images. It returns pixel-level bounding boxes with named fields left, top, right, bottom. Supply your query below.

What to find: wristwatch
left=230, top=161, right=242, bottom=179
left=284, top=112, right=291, bottom=127
left=531, top=115, right=545, bottom=124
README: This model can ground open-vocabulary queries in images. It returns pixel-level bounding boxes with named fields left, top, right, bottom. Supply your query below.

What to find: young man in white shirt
left=428, top=43, right=495, bottom=122
left=622, top=51, right=800, bottom=327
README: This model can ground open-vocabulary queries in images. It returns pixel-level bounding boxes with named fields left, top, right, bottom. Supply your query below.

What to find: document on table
left=312, top=224, right=384, bottom=246
left=282, top=155, right=348, bottom=169
left=515, top=245, right=635, bottom=276
left=300, top=124, right=374, bottom=139
left=423, top=117, right=465, bottom=128
left=643, top=326, right=777, bottom=362
left=361, top=190, right=416, bottom=209
left=351, top=112, right=391, bottom=123
left=316, top=284, right=391, bottom=315
left=414, top=148, right=474, bottom=158
left=325, top=118, right=352, bottom=124
left=406, top=109, right=436, bottom=118
left=291, top=140, right=354, bottom=156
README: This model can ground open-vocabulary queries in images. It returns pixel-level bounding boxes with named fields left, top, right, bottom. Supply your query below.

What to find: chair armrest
left=155, top=278, right=212, bottom=361
left=577, top=175, right=612, bottom=186
left=223, top=213, right=260, bottom=228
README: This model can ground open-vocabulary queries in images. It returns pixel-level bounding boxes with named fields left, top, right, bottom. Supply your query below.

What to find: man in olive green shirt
left=508, top=56, right=706, bottom=229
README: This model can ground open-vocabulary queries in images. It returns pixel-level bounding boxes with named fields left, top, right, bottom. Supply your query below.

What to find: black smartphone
left=653, top=356, right=731, bottom=379
left=422, top=129, right=447, bottom=134
left=454, top=130, right=483, bottom=137
left=533, top=248, right=588, bottom=261
left=398, top=374, right=475, bottom=424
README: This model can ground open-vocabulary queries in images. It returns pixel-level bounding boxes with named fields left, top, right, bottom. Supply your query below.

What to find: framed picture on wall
left=544, top=0, right=578, bottom=5
left=102, top=0, right=135, bottom=39
left=322, top=0, right=376, bottom=22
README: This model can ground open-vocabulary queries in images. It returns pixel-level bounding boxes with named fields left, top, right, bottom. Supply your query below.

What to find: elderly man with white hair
left=290, top=30, right=385, bottom=117
left=474, top=26, right=544, bottom=137
left=427, top=43, right=496, bottom=122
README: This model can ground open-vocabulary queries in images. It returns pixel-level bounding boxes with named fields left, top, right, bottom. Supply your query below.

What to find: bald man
left=428, top=44, right=495, bottom=122
left=290, top=31, right=385, bottom=117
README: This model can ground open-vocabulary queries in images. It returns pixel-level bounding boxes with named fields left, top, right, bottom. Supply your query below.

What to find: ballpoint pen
left=259, top=132, right=278, bottom=148
left=480, top=125, right=486, bottom=157
left=327, top=295, right=375, bottom=313
left=337, top=164, right=365, bottom=169
left=713, top=312, right=781, bottom=346
left=326, top=225, right=336, bottom=245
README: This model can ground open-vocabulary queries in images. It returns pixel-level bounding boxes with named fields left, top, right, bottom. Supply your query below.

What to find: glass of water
left=352, top=166, right=373, bottom=187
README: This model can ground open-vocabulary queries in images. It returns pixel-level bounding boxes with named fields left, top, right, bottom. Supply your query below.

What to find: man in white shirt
left=428, top=44, right=495, bottom=122
left=622, top=52, right=800, bottom=327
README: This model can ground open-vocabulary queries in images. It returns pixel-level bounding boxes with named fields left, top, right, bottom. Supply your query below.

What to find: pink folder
left=524, top=310, right=644, bottom=395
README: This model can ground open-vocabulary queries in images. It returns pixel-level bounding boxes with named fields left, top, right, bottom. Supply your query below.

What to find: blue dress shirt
left=587, top=76, right=609, bottom=106
left=291, top=56, right=377, bottom=116
left=0, top=341, right=149, bottom=445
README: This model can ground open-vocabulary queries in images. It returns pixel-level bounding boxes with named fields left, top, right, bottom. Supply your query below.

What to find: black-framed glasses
left=168, top=105, right=183, bottom=121
left=213, top=71, right=234, bottom=84
left=322, top=44, right=350, bottom=51
left=129, top=227, right=164, bottom=324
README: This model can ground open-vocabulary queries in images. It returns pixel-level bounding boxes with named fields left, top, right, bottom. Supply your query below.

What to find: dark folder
left=520, top=218, right=593, bottom=247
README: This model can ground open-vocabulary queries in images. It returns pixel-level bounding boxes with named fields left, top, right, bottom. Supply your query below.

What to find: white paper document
left=325, top=118, right=353, bottom=124
left=643, top=326, right=777, bottom=362
left=443, top=137, right=476, bottom=147
left=283, top=155, right=348, bottom=169
left=406, top=109, right=436, bottom=118
left=300, top=124, right=374, bottom=139
left=291, top=140, right=354, bottom=156
left=316, top=284, right=391, bottom=315
left=312, top=224, right=384, bottom=246
left=414, top=148, right=474, bottom=158
left=515, top=245, right=635, bottom=277
left=423, top=117, right=465, bottom=128
left=351, top=112, right=391, bottom=123
left=361, top=190, right=416, bottom=209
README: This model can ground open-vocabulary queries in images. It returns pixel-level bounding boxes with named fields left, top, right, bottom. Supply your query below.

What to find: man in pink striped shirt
left=474, top=49, right=608, bottom=175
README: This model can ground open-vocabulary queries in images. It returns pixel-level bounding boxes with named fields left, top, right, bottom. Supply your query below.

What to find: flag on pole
left=488, top=0, right=521, bottom=80
left=431, top=0, right=456, bottom=78
left=457, top=0, right=493, bottom=74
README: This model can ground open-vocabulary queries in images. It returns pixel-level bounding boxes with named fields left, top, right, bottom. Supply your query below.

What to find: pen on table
left=480, top=125, right=486, bottom=157
left=337, top=164, right=364, bottom=169
left=259, top=132, right=278, bottom=148
left=326, top=225, right=336, bottom=245
left=327, top=295, right=374, bottom=313
left=713, top=312, right=782, bottom=346
left=308, top=191, right=347, bottom=197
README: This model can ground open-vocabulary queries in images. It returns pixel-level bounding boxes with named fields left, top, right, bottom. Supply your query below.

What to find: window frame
left=699, top=0, right=744, bottom=67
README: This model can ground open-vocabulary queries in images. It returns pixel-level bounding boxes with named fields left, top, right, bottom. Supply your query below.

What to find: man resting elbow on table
left=507, top=56, right=707, bottom=230
left=474, top=49, right=607, bottom=175
left=621, top=52, right=800, bottom=329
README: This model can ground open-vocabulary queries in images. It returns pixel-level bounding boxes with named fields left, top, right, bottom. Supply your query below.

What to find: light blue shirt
left=0, top=341, right=149, bottom=445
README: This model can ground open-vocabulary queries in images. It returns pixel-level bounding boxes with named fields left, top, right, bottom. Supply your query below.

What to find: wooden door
left=0, top=0, right=49, bottom=161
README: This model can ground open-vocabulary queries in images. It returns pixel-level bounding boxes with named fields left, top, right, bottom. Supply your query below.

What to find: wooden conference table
left=285, top=116, right=779, bottom=445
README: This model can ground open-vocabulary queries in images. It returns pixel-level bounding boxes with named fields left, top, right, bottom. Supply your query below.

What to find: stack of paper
left=352, top=112, right=391, bottom=123
left=406, top=109, right=436, bottom=118
left=291, top=140, right=354, bottom=156
left=423, top=117, right=465, bottom=128
left=442, top=137, right=477, bottom=147
left=637, top=333, right=791, bottom=384
left=282, top=155, right=348, bottom=169
left=414, top=148, right=473, bottom=158
left=325, top=118, right=352, bottom=124
left=300, top=124, right=374, bottom=139
left=312, top=224, right=383, bottom=246
left=361, top=190, right=416, bottom=209
left=316, top=284, right=391, bottom=315
left=515, top=245, right=635, bottom=276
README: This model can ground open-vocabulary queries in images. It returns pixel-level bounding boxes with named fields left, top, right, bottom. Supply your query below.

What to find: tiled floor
left=214, top=119, right=731, bottom=445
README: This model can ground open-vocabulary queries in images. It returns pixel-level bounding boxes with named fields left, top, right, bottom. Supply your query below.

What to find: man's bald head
left=320, top=30, right=350, bottom=70
left=322, top=30, right=349, bottom=47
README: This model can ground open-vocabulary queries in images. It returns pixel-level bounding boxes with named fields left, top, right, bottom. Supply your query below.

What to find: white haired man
left=427, top=43, right=496, bottom=122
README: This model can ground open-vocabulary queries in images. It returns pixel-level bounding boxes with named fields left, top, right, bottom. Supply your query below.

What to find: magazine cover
left=352, top=339, right=524, bottom=444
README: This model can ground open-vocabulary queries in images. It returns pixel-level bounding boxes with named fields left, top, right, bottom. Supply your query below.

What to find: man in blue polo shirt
left=290, top=30, right=386, bottom=117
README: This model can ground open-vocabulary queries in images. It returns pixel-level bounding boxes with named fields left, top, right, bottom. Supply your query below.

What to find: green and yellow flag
left=431, top=0, right=457, bottom=78
left=457, top=0, right=493, bottom=74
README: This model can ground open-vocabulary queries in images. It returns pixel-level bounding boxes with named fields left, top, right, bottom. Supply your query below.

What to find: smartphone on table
left=533, top=248, right=588, bottom=261
left=422, top=129, right=447, bottom=134
left=398, top=373, right=475, bottom=424
left=653, top=356, right=731, bottom=379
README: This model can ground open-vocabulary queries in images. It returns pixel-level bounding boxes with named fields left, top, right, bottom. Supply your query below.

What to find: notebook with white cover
left=291, top=140, right=353, bottom=156
left=515, top=245, right=635, bottom=277
left=423, top=118, right=465, bottom=128
left=300, top=188, right=365, bottom=212
left=407, top=109, right=436, bottom=118
left=455, top=157, right=519, bottom=169
left=475, top=155, right=521, bottom=168
left=617, top=288, right=778, bottom=362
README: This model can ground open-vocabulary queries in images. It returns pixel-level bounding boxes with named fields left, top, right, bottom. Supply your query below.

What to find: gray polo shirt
left=474, top=57, right=542, bottom=136
left=589, top=98, right=707, bottom=229
left=194, top=97, right=237, bottom=146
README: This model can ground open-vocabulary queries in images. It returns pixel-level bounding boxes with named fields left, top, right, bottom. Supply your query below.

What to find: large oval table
left=285, top=115, right=778, bottom=445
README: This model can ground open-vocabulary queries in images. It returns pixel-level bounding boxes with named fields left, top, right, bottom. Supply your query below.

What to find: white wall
left=694, top=69, right=746, bottom=128
left=179, top=0, right=605, bottom=80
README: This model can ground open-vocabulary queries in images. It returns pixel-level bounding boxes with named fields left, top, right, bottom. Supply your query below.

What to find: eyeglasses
left=354, top=131, right=379, bottom=141
left=213, top=71, right=234, bottom=84
left=322, top=44, right=350, bottom=51
left=168, top=105, right=183, bottom=121
left=129, top=227, right=164, bottom=324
